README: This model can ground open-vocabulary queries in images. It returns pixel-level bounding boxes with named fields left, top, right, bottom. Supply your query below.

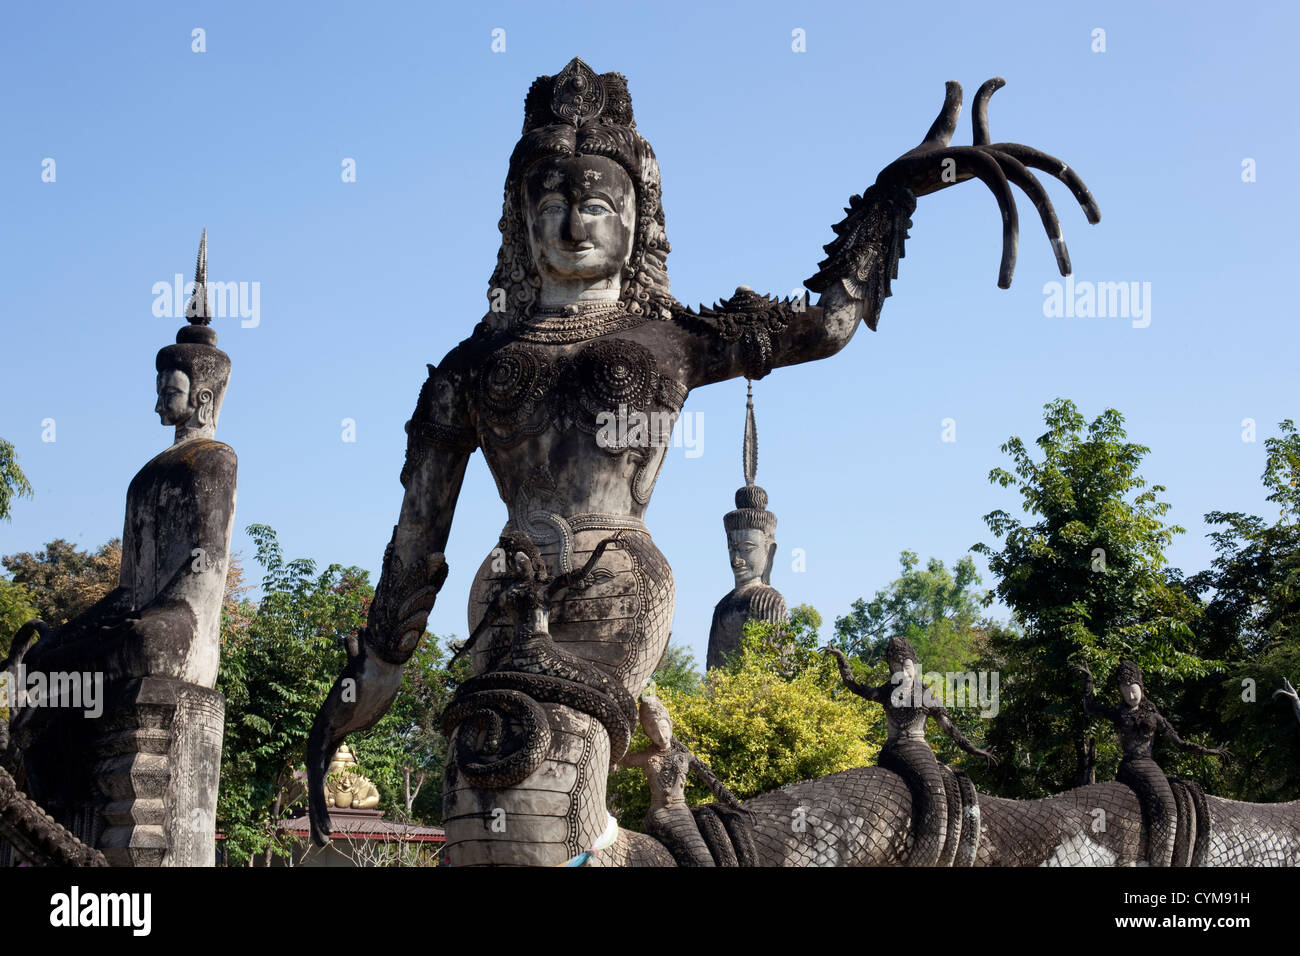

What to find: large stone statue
left=706, top=382, right=788, bottom=671
left=1078, top=660, right=1229, bottom=866
left=306, top=58, right=1108, bottom=866
left=4, top=233, right=235, bottom=866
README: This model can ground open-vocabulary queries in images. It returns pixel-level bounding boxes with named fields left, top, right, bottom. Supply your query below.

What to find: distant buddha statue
left=8, top=232, right=236, bottom=866
left=706, top=381, right=788, bottom=671
left=324, top=743, right=381, bottom=810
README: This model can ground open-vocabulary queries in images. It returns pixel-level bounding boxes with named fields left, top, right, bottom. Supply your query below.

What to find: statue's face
left=641, top=699, right=672, bottom=749
left=1121, top=682, right=1142, bottom=708
left=155, top=369, right=191, bottom=425
left=727, top=528, right=773, bottom=588
left=523, top=154, right=635, bottom=287
left=893, top=657, right=917, bottom=695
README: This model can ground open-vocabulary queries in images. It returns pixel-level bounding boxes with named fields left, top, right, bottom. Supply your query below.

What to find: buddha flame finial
left=185, top=229, right=210, bottom=325
left=743, top=379, right=758, bottom=487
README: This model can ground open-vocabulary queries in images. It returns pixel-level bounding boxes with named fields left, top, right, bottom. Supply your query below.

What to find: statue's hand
left=1214, top=746, right=1232, bottom=760
left=305, top=632, right=403, bottom=847
left=875, top=79, right=1100, bottom=289
left=976, top=748, right=999, bottom=768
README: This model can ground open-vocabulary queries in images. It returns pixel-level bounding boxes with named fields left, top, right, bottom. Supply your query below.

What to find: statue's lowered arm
left=1159, top=716, right=1230, bottom=759
left=306, top=354, right=476, bottom=846
left=931, top=705, right=998, bottom=766
left=682, top=79, right=1099, bottom=389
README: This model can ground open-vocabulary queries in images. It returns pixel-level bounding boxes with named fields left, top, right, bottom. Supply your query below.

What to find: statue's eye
left=581, top=203, right=610, bottom=216
left=540, top=201, right=567, bottom=216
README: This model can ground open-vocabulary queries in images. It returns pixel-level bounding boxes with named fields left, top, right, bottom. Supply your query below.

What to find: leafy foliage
left=832, top=550, right=987, bottom=674
left=0, top=437, right=33, bottom=524
left=1185, top=421, right=1300, bottom=800
left=216, top=523, right=463, bottom=865
left=973, top=399, right=1213, bottom=794
left=0, top=577, right=37, bottom=659
left=609, top=607, right=881, bottom=829
left=2, top=538, right=122, bottom=628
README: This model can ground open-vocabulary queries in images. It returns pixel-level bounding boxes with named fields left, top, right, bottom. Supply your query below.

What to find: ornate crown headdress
left=885, top=635, right=919, bottom=670
left=486, top=58, right=674, bottom=328
left=1114, top=659, right=1144, bottom=690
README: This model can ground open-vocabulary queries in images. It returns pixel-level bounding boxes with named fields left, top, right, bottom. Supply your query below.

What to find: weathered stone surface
left=3, top=234, right=234, bottom=866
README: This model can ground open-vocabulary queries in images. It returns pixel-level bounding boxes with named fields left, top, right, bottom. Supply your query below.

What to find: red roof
left=278, top=808, right=445, bottom=843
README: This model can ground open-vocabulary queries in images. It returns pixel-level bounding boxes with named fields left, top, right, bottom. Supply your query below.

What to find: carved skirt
left=878, top=738, right=950, bottom=867
left=447, top=522, right=674, bottom=864
left=467, top=522, right=675, bottom=694
left=1119, top=756, right=1177, bottom=867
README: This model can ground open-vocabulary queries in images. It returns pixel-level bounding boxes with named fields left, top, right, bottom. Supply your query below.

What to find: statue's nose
left=562, top=204, right=588, bottom=243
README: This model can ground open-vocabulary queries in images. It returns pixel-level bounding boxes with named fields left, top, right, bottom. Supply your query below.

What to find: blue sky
left=2, top=1, right=1297, bottom=668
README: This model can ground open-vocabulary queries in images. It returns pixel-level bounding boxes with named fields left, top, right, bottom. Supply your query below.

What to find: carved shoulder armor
left=672, top=289, right=808, bottom=381
left=401, top=342, right=481, bottom=485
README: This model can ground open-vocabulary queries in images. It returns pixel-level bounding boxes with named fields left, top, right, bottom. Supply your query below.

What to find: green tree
left=2, top=538, right=122, bottom=627
left=217, top=523, right=462, bottom=865
left=832, top=550, right=988, bottom=674
left=609, top=607, right=881, bottom=830
left=0, top=438, right=33, bottom=523
left=650, top=641, right=701, bottom=695
left=1188, top=421, right=1300, bottom=800
left=973, top=399, right=1214, bottom=794
left=0, top=578, right=37, bottom=658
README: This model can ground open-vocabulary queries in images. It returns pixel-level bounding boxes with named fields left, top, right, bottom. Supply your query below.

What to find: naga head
left=488, top=58, right=674, bottom=327
left=156, top=231, right=230, bottom=437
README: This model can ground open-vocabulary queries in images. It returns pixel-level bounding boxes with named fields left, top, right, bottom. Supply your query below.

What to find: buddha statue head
left=155, top=232, right=231, bottom=442
left=724, top=486, right=777, bottom=589
left=1115, top=659, right=1144, bottom=709
left=489, top=57, right=674, bottom=325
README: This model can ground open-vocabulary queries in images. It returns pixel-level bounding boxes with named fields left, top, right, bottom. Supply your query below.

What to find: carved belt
left=509, top=511, right=649, bottom=575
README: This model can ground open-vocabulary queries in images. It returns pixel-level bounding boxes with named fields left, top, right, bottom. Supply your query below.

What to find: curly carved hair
left=1114, top=659, right=1144, bottom=690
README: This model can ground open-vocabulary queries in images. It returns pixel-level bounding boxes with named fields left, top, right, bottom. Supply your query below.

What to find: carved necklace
left=517, top=300, right=646, bottom=343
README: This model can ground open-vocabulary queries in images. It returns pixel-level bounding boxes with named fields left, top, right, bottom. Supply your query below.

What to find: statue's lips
left=552, top=245, right=595, bottom=259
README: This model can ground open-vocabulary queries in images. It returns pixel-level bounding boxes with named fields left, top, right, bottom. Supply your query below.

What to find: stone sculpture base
left=9, top=676, right=225, bottom=867
left=94, top=677, right=225, bottom=866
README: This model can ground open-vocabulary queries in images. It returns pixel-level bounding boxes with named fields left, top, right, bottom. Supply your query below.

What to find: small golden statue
left=323, top=743, right=381, bottom=810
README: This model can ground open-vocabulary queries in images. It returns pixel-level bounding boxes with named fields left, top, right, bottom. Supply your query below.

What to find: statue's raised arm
left=680, top=78, right=1100, bottom=388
